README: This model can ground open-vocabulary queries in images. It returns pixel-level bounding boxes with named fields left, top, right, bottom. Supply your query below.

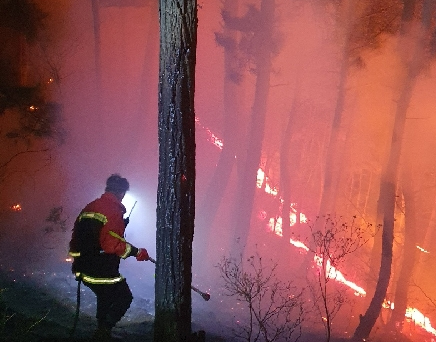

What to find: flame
left=257, top=168, right=278, bottom=196
left=382, top=300, right=436, bottom=337
left=313, top=256, right=366, bottom=297
left=11, top=203, right=22, bottom=211
left=195, top=117, right=224, bottom=150
left=416, top=245, right=429, bottom=253
left=268, top=215, right=366, bottom=296
left=405, top=307, right=436, bottom=336
left=201, top=117, right=436, bottom=337
left=383, top=299, right=394, bottom=309
left=289, top=238, right=309, bottom=252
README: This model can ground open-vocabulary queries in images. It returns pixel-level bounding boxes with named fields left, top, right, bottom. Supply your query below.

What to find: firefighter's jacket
left=69, top=192, right=136, bottom=284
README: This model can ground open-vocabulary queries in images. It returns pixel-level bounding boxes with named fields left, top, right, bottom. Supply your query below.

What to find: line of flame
left=200, top=116, right=435, bottom=337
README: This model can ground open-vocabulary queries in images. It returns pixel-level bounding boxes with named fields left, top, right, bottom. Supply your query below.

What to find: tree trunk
left=353, top=1, right=433, bottom=339
left=280, top=112, right=293, bottom=246
left=298, top=1, right=355, bottom=276
left=196, top=0, right=241, bottom=265
left=280, top=91, right=301, bottom=249
left=231, top=0, right=275, bottom=256
left=316, top=0, right=355, bottom=219
left=154, top=1, right=197, bottom=341
left=91, top=0, right=102, bottom=94
left=352, top=58, right=416, bottom=341
left=387, top=166, right=417, bottom=332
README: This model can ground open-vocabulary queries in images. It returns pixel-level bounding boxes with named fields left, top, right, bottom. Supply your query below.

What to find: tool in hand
left=148, top=257, right=210, bottom=301
left=128, top=200, right=137, bottom=217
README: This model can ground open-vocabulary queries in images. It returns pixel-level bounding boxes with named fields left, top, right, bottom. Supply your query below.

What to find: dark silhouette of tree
left=154, top=1, right=197, bottom=341
left=91, top=0, right=102, bottom=95
left=352, top=0, right=435, bottom=339
left=298, top=0, right=402, bottom=278
left=195, top=0, right=243, bottom=268
left=228, top=0, right=277, bottom=256
left=386, top=165, right=417, bottom=335
left=316, top=0, right=402, bottom=221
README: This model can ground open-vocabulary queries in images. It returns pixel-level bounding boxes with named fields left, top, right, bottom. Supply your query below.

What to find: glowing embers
left=10, top=203, right=22, bottom=211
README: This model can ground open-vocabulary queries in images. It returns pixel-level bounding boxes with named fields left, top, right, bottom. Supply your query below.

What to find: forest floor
left=0, top=264, right=225, bottom=342
left=0, top=263, right=420, bottom=342
left=0, top=263, right=357, bottom=342
left=0, top=212, right=424, bottom=342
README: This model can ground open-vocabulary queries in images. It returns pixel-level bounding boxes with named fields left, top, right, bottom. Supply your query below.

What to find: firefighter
left=69, top=174, right=149, bottom=341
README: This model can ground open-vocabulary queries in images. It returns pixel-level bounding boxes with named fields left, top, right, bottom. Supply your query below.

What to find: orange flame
left=11, top=203, right=22, bottom=211
left=201, top=117, right=435, bottom=337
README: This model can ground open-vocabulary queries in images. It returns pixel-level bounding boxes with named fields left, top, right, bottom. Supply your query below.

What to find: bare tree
left=305, top=215, right=371, bottom=342
left=154, top=1, right=197, bottom=341
left=218, top=253, right=304, bottom=342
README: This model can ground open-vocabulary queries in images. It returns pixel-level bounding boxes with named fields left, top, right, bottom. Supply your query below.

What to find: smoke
left=2, top=0, right=436, bottom=340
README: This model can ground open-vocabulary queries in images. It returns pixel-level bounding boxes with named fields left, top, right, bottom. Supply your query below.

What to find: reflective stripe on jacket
left=75, top=272, right=124, bottom=285
left=78, top=211, right=108, bottom=224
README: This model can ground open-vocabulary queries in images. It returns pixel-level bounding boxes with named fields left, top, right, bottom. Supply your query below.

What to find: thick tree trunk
left=231, top=0, right=275, bottom=255
left=154, top=1, right=197, bottom=341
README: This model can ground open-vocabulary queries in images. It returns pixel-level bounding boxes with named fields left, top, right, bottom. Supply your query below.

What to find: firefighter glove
left=123, top=217, right=129, bottom=227
left=136, top=248, right=149, bottom=261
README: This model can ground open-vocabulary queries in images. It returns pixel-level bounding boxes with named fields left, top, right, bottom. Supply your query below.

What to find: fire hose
left=148, top=257, right=211, bottom=301
left=69, top=277, right=82, bottom=339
